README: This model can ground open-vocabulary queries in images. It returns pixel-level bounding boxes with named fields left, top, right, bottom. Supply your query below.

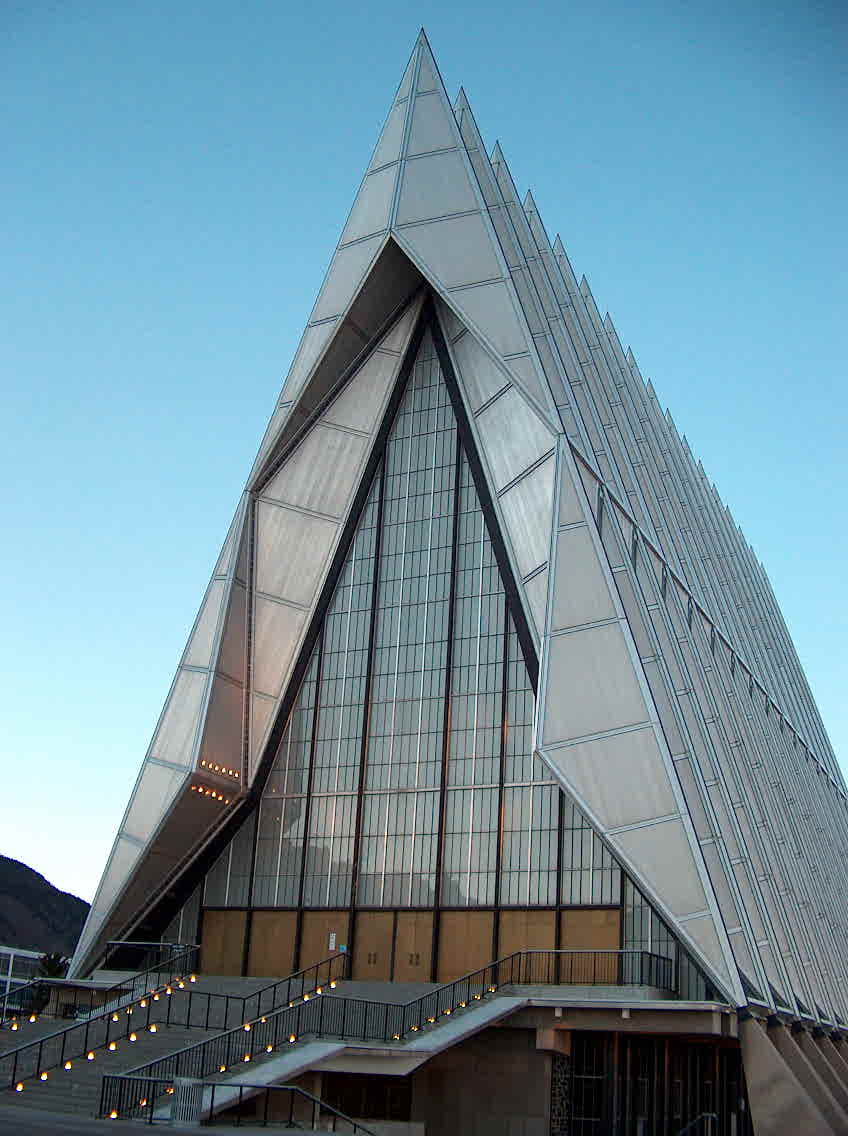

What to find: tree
left=37, top=952, right=68, bottom=979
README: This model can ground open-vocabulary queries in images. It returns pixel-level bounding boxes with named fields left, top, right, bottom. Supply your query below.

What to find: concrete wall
left=410, top=1026, right=549, bottom=1136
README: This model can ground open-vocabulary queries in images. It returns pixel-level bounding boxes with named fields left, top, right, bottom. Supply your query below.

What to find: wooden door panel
left=352, top=912, right=395, bottom=980
left=200, top=909, right=247, bottom=975
left=393, top=912, right=433, bottom=982
left=498, top=909, right=556, bottom=958
left=298, top=911, right=350, bottom=971
left=437, top=911, right=494, bottom=982
left=247, top=911, right=297, bottom=978
left=560, top=908, right=621, bottom=983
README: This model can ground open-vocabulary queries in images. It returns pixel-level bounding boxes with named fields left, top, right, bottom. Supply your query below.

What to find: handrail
left=99, top=1073, right=376, bottom=1132
left=118, top=949, right=673, bottom=1097
left=0, top=941, right=199, bottom=1029
left=677, top=1112, right=718, bottom=1135
left=0, top=951, right=348, bottom=1095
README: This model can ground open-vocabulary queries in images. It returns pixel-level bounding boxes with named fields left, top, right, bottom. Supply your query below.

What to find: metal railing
left=99, top=1074, right=375, bottom=1131
left=0, top=945, right=199, bottom=1090
left=0, top=941, right=199, bottom=1028
left=119, top=949, right=672, bottom=1102
left=677, top=1112, right=718, bottom=1135
left=0, top=951, right=348, bottom=1094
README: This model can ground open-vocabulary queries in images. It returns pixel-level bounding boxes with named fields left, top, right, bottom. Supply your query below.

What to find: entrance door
left=298, top=911, right=350, bottom=970
left=247, top=911, right=297, bottom=977
left=560, top=908, right=621, bottom=983
left=352, top=912, right=395, bottom=980
left=393, top=912, right=433, bottom=982
left=437, top=911, right=494, bottom=982
left=200, top=909, right=247, bottom=975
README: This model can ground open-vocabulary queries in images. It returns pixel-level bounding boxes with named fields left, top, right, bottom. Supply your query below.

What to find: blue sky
left=2, top=1, right=845, bottom=902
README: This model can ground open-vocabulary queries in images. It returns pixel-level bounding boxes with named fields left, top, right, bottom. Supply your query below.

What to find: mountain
left=0, top=856, right=89, bottom=956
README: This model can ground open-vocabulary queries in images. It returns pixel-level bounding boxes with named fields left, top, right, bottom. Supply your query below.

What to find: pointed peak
left=454, top=85, right=470, bottom=110
left=645, top=378, right=657, bottom=398
left=552, top=234, right=565, bottom=256
left=524, top=188, right=538, bottom=212
left=491, top=140, right=505, bottom=165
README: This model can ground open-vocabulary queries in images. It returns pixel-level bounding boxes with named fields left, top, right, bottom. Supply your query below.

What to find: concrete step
left=1, top=1023, right=219, bottom=1118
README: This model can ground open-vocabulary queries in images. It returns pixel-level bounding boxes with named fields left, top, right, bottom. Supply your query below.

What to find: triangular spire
left=71, top=36, right=848, bottom=1034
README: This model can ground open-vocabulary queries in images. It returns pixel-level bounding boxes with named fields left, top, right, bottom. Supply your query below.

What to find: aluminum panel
left=249, top=692, right=278, bottom=770
left=86, top=838, right=143, bottom=926
left=611, top=819, right=708, bottom=917
left=217, top=581, right=247, bottom=684
left=476, top=385, right=556, bottom=490
left=396, top=151, right=479, bottom=224
left=396, top=213, right=501, bottom=289
left=254, top=502, right=337, bottom=606
left=312, top=235, right=384, bottom=322
left=558, top=464, right=585, bottom=526
left=252, top=401, right=292, bottom=477
left=280, top=319, right=338, bottom=403
left=252, top=597, right=307, bottom=698
left=382, top=295, right=424, bottom=351
left=551, top=527, right=618, bottom=631
left=523, top=570, right=548, bottom=642
left=504, top=353, right=551, bottom=410
left=149, top=668, right=207, bottom=767
left=395, top=51, right=414, bottom=100
left=407, top=92, right=457, bottom=155
left=415, top=49, right=439, bottom=93
left=497, top=457, right=555, bottom=578
left=263, top=425, right=368, bottom=518
left=678, top=913, right=731, bottom=984
left=198, top=675, right=245, bottom=774
left=183, top=579, right=226, bottom=669
left=370, top=102, right=406, bottom=170
left=434, top=297, right=466, bottom=342
left=448, top=281, right=529, bottom=357
left=546, top=726, right=677, bottom=830
left=322, top=349, right=398, bottom=432
left=449, top=326, right=510, bottom=411
left=542, top=623, right=649, bottom=744
left=213, top=506, right=244, bottom=577
left=340, top=165, right=396, bottom=245
left=123, top=761, right=188, bottom=843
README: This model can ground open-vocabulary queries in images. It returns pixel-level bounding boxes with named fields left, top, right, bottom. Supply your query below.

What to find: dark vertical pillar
left=347, top=456, right=388, bottom=964
left=491, top=601, right=509, bottom=962
left=292, top=626, right=327, bottom=972
left=430, top=427, right=463, bottom=980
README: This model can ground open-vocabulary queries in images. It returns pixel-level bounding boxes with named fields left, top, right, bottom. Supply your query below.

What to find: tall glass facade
left=198, top=327, right=707, bottom=995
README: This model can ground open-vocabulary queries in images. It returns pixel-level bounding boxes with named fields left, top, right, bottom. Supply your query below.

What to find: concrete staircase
left=3, top=1022, right=219, bottom=1117
left=0, top=972, right=283, bottom=1120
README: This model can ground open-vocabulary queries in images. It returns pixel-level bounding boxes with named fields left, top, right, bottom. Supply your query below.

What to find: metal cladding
left=72, top=31, right=848, bottom=1030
